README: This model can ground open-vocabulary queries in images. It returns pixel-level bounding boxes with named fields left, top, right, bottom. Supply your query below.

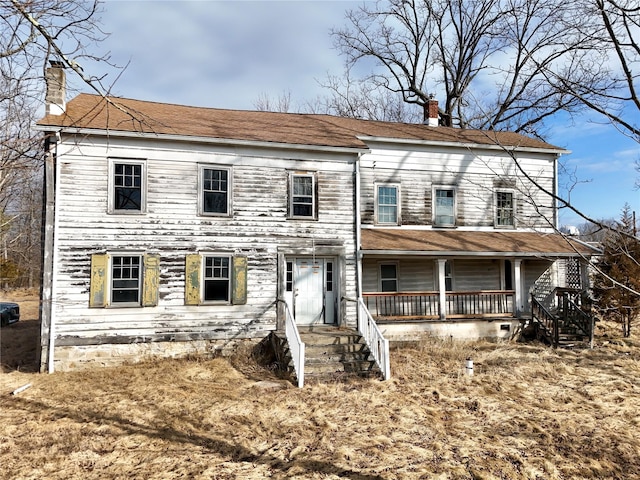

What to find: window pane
left=204, top=256, right=230, bottom=301
left=435, top=189, right=455, bottom=225
left=292, top=175, right=314, bottom=217
left=380, top=264, right=398, bottom=292
left=496, top=192, right=514, bottom=226
left=378, top=186, right=398, bottom=224
left=286, top=261, right=293, bottom=292
left=114, top=164, right=142, bottom=210
left=203, top=169, right=228, bottom=214
left=111, top=256, right=141, bottom=304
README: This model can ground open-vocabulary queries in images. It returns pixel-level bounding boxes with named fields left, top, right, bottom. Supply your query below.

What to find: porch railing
left=446, top=290, right=514, bottom=317
left=362, top=290, right=515, bottom=319
left=357, top=297, right=391, bottom=380
left=283, top=302, right=305, bottom=388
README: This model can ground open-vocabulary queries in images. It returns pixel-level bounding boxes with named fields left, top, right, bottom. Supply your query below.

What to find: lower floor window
left=185, top=253, right=247, bottom=306
left=112, top=255, right=141, bottom=304
left=204, top=256, right=230, bottom=302
left=380, top=264, right=398, bottom=292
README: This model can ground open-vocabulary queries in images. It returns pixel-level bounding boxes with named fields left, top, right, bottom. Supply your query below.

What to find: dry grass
left=1, top=293, right=640, bottom=479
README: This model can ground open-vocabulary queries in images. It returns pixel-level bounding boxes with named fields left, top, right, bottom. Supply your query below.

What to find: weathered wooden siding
left=362, top=257, right=436, bottom=292
left=50, top=136, right=358, bottom=348
left=451, top=259, right=501, bottom=290
left=362, top=257, right=501, bottom=292
left=359, top=144, right=556, bottom=229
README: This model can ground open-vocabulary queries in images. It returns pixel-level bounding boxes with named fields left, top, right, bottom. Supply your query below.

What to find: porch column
left=436, top=259, right=447, bottom=320
left=514, top=259, right=523, bottom=316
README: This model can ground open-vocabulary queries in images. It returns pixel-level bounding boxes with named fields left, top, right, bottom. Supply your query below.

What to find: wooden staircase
left=300, top=327, right=382, bottom=381
left=530, top=289, right=594, bottom=348
left=268, top=326, right=382, bottom=384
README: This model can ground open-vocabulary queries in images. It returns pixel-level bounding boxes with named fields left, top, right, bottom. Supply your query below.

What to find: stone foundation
left=52, top=338, right=259, bottom=372
left=378, top=318, right=524, bottom=342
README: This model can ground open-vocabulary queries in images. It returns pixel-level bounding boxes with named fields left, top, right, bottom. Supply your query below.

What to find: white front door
left=289, top=258, right=337, bottom=325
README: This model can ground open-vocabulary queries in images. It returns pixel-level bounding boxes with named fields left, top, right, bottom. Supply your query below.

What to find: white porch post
left=514, top=259, right=523, bottom=316
left=436, top=259, right=447, bottom=320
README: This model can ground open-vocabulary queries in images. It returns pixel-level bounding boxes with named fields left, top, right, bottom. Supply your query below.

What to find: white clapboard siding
left=359, top=144, right=555, bottom=228
left=50, top=136, right=358, bottom=344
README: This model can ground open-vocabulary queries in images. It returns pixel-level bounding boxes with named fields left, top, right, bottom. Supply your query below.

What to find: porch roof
left=361, top=229, right=597, bottom=257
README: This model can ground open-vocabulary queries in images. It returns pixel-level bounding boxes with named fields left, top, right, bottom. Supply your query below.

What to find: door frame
left=277, top=249, right=346, bottom=329
left=284, top=256, right=338, bottom=326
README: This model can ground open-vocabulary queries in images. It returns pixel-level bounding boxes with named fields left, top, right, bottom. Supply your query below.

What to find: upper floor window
left=434, top=187, right=456, bottom=227
left=200, top=165, right=232, bottom=216
left=496, top=191, right=515, bottom=227
left=289, top=172, right=317, bottom=219
left=109, top=159, right=146, bottom=214
left=376, top=184, right=400, bottom=225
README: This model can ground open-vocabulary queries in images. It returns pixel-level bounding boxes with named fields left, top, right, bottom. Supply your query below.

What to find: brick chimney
left=424, top=95, right=439, bottom=127
left=45, top=61, right=66, bottom=116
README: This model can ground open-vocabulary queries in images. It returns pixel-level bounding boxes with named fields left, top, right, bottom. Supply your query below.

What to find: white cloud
left=95, top=1, right=360, bottom=108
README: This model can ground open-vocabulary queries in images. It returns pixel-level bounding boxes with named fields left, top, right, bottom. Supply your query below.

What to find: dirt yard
left=0, top=289, right=40, bottom=373
left=1, top=291, right=639, bottom=479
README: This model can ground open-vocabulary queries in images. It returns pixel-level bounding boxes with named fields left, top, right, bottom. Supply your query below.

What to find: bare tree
left=309, top=69, right=422, bottom=123
left=0, top=0, right=114, bottom=288
left=544, top=0, right=639, bottom=143
left=253, top=90, right=293, bottom=113
left=331, top=0, right=607, bottom=135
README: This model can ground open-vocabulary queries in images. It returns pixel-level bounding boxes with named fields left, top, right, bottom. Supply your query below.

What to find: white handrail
left=357, top=297, right=391, bottom=380
left=283, top=302, right=305, bottom=388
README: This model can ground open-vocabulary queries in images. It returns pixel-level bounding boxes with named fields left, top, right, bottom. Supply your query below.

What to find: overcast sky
left=74, top=0, right=640, bottom=227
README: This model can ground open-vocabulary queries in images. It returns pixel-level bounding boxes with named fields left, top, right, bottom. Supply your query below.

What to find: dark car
left=0, top=302, right=20, bottom=326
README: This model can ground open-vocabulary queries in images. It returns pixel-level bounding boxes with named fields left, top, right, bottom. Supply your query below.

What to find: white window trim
left=374, top=183, right=401, bottom=225
left=494, top=189, right=516, bottom=228
left=198, top=164, right=233, bottom=217
left=288, top=171, right=317, bottom=220
left=201, top=253, right=232, bottom=305
left=378, top=261, right=399, bottom=293
left=108, top=252, right=144, bottom=307
left=108, top=158, right=147, bottom=214
left=432, top=185, right=457, bottom=227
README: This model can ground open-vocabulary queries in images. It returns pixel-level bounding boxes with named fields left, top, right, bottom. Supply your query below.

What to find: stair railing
left=559, top=295, right=593, bottom=338
left=282, top=302, right=305, bottom=388
left=358, top=297, right=391, bottom=380
left=531, top=295, right=559, bottom=347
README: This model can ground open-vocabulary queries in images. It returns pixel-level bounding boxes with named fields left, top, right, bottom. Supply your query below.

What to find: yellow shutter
left=89, top=253, right=108, bottom=308
left=142, top=254, right=160, bottom=307
left=232, top=256, right=247, bottom=305
left=185, top=254, right=202, bottom=305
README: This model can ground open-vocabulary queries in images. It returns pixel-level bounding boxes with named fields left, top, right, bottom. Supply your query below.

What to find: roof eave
left=361, top=250, right=587, bottom=257
left=357, top=135, right=570, bottom=155
left=34, top=125, right=370, bottom=155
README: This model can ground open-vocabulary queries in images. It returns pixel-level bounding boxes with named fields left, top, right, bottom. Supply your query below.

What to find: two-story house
left=36, top=67, right=594, bottom=374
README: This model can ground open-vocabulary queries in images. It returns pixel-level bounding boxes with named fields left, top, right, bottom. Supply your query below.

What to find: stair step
left=305, top=359, right=380, bottom=375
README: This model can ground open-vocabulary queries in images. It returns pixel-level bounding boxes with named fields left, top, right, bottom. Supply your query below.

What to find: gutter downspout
left=553, top=155, right=559, bottom=230
left=40, top=132, right=57, bottom=373
left=355, top=153, right=363, bottom=315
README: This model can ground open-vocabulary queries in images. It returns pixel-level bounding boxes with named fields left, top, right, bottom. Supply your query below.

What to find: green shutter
left=142, top=254, right=160, bottom=307
left=232, top=256, right=247, bottom=305
left=185, top=254, right=202, bottom=305
left=89, top=253, right=108, bottom=308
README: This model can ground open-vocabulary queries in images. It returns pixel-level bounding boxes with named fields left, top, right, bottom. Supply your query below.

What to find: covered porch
left=360, top=229, right=595, bottom=339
